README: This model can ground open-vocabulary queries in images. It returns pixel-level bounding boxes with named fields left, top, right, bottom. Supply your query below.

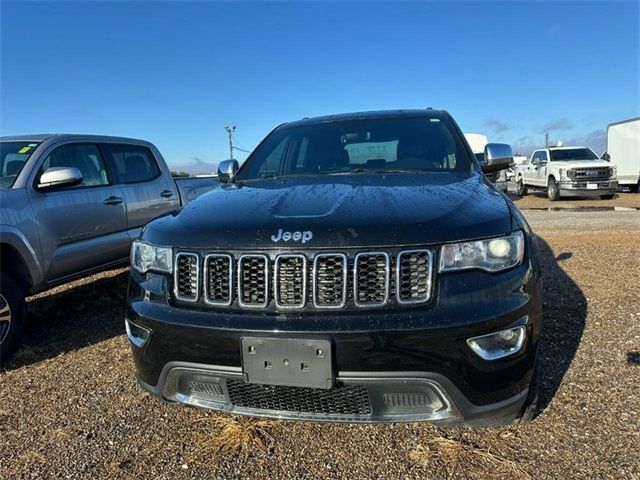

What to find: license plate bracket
left=241, top=337, right=333, bottom=389
left=586, top=183, right=598, bottom=190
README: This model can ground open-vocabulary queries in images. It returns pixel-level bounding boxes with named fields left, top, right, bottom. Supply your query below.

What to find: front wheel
left=516, top=179, right=528, bottom=196
left=547, top=178, right=560, bottom=201
left=600, top=194, right=615, bottom=200
left=0, top=273, right=25, bottom=363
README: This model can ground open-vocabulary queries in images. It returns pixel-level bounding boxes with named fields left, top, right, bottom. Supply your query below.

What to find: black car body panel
left=126, top=109, right=543, bottom=426
left=142, top=172, right=512, bottom=249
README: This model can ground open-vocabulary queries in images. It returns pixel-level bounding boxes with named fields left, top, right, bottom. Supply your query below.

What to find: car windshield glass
left=236, top=115, right=472, bottom=181
left=550, top=148, right=598, bottom=161
left=0, top=142, right=40, bottom=188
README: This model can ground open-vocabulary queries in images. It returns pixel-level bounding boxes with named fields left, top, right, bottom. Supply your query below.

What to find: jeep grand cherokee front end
left=126, top=109, right=542, bottom=427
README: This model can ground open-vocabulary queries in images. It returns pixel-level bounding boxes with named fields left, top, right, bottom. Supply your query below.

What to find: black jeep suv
left=126, top=109, right=542, bottom=426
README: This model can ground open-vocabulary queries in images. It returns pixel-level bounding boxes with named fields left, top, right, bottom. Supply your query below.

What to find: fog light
left=467, top=325, right=526, bottom=361
left=125, top=318, right=151, bottom=348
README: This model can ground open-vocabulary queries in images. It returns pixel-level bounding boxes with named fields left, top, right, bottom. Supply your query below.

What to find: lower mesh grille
left=175, top=253, right=199, bottom=301
left=397, top=250, right=432, bottom=303
left=226, top=380, right=372, bottom=415
left=187, top=381, right=224, bottom=397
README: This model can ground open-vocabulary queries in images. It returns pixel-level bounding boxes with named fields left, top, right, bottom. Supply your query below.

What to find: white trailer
left=607, top=118, right=640, bottom=192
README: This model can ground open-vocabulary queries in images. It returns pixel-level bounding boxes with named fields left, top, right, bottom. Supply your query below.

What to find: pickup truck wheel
left=547, top=178, right=560, bottom=201
left=600, top=194, right=615, bottom=200
left=0, top=273, right=25, bottom=362
left=516, top=179, right=528, bottom=196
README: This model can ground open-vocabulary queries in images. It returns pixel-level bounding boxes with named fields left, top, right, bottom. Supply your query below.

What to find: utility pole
left=224, top=124, right=236, bottom=159
left=545, top=132, right=549, bottom=148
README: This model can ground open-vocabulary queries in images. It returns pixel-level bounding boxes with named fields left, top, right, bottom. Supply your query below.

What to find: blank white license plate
left=586, top=183, right=598, bottom=190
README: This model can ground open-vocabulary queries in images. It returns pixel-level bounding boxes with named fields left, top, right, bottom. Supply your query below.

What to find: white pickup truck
left=514, top=146, right=618, bottom=201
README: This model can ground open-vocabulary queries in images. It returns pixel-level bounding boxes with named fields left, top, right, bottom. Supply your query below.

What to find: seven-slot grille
left=238, top=255, right=269, bottom=308
left=204, top=254, right=232, bottom=305
left=275, top=255, right=307, bottom=308
left=396, top=250, right=433, bottom=304
left=174, top=253, right=199, bottom=302
left=174, top=250, right=433, bottom=310
left=354, top=252, right=390, bottom=307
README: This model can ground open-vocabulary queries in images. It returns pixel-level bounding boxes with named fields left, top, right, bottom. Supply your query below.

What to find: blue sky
left=1, top=1, right=638, bottom=171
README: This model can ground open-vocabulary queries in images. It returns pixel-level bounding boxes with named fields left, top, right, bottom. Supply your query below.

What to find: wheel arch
left=0, top=243, right=32, bottom=294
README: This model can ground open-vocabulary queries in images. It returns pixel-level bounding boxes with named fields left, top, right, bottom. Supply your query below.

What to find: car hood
left=143, top=173, right=513, bottom=249
left=551, top=160, right=612, bottom=169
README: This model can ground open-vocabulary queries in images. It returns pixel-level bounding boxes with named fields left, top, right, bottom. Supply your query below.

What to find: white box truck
left=606, top=118, right=640, bottom=192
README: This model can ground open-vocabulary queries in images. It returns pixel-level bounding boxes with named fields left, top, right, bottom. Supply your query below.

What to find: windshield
left=550, top=148, right=598, bottom=161
left=0, top=142, right=39, bottom=188
left=236, top=116, right=472, bottom=181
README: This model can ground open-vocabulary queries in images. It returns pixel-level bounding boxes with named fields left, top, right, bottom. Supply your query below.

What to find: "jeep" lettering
left=271, top=229, right=313, bottom=244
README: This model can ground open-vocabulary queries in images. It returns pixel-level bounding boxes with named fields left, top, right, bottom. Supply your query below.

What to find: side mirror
left=603, top=153, right=611, bottom=162
left=217, top=159, right=239, bottom=183
left=37, top=167, right=83, bottom=191
left=481, top=143, right=513, bottom=174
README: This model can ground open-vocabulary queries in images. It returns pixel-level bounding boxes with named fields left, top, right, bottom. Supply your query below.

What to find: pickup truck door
left=101, top=143, right=180, bottom=242
left=534, top=151, right=549, bottom=186
left=27, top=142, right=130, bottom=283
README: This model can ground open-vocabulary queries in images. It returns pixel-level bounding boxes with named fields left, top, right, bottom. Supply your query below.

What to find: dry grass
left=410, top=436, right=531, bottom=480
left=194, top=414, right=276, bottom=459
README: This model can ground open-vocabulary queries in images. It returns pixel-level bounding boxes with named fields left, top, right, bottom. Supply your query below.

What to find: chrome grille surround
left=396, top=249, right=433, bottom=304
left=237, top=254, right=269, bottom=308
left=203, top=254, right=233, bottom=306
left=274, top=254, right=307, bottom=309
left=173, top=249, right=433, bottom=311
left=353, top=252, right=390, bottom=307
left=174, top=252, right=200, bottom=302
left=313, top=253, right=348, bottom=309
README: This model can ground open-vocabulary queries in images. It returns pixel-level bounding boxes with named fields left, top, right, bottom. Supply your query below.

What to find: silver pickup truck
left=0, top=134, right=218, bottom=359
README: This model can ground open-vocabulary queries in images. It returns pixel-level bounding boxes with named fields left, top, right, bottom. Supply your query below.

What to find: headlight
left=131, top=240, right=172, bottom=274
left=609, top=166, right=616, bottom=178
left=439, top=231, right=524, bottom=273
left=567, top=169, right=576, bottom=178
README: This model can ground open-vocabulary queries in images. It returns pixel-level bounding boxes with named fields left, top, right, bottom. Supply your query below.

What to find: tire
left=547, top=177, right=560, bottom=201
left=0, top=273, right=25, bottom=363
left=600, top=194, right=615, bottom=200
left=516, top=178, right=528, bottom=196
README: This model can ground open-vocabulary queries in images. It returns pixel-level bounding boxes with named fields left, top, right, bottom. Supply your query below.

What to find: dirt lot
left=1, top=196, right=639, bottom=479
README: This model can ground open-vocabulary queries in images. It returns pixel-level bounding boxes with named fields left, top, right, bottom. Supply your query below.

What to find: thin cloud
left=540, top=118, right=573, bottom=133
left=483, top=118, right=510, bottom=134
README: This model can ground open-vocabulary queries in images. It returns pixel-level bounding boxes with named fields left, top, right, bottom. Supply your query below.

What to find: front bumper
left=558, top=179, right=618, bottom=196
left=126, top=260, right=542, bottom=426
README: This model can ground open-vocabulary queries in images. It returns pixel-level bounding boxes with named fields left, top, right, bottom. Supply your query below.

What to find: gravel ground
left=510, top=190, right=640, bottom=209
left=1, top=207, right=639, bottom=479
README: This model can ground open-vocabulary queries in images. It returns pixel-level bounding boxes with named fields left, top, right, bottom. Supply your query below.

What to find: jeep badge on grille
left=271, top=229, right=313, bottom=244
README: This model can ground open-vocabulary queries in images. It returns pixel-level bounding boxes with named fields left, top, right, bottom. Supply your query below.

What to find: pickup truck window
left=0, top=141, right=39, bottom=188
left=550, top=148, right=598, bottom=161
left=38, top=143, right=109, bottom=188
left=237, top=116, right=470, bottom=180
left=103, top=144, right=161, bottom=184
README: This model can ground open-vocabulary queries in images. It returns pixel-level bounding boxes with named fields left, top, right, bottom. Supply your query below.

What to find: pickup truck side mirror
left=217, top=159, right=239, bottom=183
left=37, top=167, right=83, bottom=191
left=481, top=143, right=513, bottom=174
left=603, top=153, right=611, bottom=162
